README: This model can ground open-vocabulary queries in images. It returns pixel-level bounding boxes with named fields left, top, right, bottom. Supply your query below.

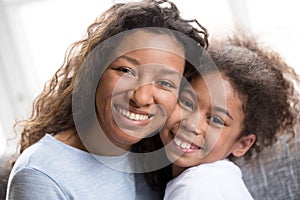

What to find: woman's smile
left=113, top=103, right=155, bottom=127
left=115, top=105, right=152, bottom=121
left=95, top=30, right=185, bottom=150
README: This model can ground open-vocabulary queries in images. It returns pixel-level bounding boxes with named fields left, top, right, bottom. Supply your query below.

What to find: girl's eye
left=179, top=97, right=194, bottom=111
left=209, top=116, right=225, bottom=126
left=115, top=67, right=136, bottom=76
left=157, top=80, right=175, bottom=89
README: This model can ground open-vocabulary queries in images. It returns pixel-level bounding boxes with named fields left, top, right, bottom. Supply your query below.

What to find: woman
left=6, top=0, right=208, bottom=199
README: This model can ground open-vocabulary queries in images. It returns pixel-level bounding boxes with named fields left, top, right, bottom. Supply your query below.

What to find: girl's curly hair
left=205, top=34, right=300, bottom=160
left=134, top=32, right=300, bottom=196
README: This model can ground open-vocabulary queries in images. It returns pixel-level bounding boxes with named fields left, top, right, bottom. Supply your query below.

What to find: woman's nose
left=130, top=83, right=154, bottom=107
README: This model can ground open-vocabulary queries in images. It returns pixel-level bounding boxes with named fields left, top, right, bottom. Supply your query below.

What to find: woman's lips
left=115, top=105, right=154, bottom=121
left=116, top=106, right=152, bottom=121
left=112, top=104, right=155, bottom=127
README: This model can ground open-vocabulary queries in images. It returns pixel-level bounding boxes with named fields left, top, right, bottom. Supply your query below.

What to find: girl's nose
left=130, top=84, right=154, bottom=107
left=181, top=116, right=206, bottom=136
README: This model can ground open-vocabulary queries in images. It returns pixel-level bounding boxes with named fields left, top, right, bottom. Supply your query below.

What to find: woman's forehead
left=113, top=30, right=185, bottom=57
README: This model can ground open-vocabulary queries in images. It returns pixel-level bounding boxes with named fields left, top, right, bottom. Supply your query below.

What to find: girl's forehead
left=188, top=74, right=244, bottom=121
left=189, top=73, right=242, bottom=105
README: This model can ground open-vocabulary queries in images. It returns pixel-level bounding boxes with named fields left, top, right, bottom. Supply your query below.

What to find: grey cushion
left=0, top=155, right=12, bottom=199
left=238, top=132, right=300, bottom=200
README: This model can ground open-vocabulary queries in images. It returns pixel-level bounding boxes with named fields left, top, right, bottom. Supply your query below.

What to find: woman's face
left=96, top=31, right=185, bottom=150
left=160, top=72, right=250, bottom=167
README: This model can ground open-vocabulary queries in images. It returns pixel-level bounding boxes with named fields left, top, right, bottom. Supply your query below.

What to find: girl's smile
left=160, top=72, right=251, bottom=167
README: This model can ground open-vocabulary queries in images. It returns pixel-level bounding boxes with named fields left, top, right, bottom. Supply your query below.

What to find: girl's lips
left=170, top=130, right=202, bottom=153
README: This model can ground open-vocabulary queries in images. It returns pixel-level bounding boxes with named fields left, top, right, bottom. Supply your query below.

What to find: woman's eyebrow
left=120, top=55, right=182, bottom=76
left=118, top=55, right=141, bottom=65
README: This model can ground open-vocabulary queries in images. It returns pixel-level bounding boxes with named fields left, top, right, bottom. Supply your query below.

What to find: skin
left=94, top=31, right=186, bottom=154
left=56, top=31, right=185, bottom=156
left=160, top=72, right=256, bottom=176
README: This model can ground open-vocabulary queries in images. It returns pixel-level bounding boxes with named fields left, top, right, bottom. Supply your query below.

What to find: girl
left=143, top=34, right=300, bottom=199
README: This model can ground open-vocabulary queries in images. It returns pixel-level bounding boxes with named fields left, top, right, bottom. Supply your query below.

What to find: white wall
left=0, top=0, right=113, bottom=155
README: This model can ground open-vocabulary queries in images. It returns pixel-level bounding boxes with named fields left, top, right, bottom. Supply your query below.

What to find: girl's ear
left=231, top=134, right=256, bottom=157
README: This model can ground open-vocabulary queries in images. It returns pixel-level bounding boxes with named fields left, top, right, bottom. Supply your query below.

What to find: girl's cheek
left=164, top=108, right=182, bottom=131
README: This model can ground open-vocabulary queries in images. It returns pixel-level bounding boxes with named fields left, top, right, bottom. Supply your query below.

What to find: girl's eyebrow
left=182, top=87, right=197, bottom=101
left=182, top=85, right=233, bottom=120
left=212, top=106, right=233, bottom=120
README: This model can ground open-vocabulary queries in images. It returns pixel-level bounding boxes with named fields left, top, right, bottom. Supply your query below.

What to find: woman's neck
left=55, top=122, right=128, bottom=156
left=55, top=129, right=86, bottom=151
left=83, top=121, right=128, bottom=156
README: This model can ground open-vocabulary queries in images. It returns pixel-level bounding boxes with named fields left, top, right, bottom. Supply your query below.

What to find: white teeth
left=117, top=107, right=149, bottom=121
left=130, top=113, right=134, bottom=119
left=181, top=143, right=187, bottom=149
left=174, top=136, right=193, bottom=150
left=186, top=143, right=191, bottom=149
left=174, top=137, right=181, bottom=146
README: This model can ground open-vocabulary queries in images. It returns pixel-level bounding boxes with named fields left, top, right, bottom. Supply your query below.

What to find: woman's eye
left=157, top=80, right=175, bottom=89
left=116, top=67, right=136, bottom=76
left=209, top=116, right=225, bottom=126
left=179, top=98, right=194, bottom=111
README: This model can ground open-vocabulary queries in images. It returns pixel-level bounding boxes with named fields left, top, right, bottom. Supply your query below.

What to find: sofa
left=0, top=155, right=12, bottom=199
left=239, top=130, right=300, bottom=200
left=1, top=131, right=299, bottom=199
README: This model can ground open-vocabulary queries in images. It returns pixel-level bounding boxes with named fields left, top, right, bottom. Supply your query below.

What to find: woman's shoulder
left=12, top=135, right=56, bottom=169
left=11, top=134, right=92, bottom=175
left=7, top=134, right=139, bottom=199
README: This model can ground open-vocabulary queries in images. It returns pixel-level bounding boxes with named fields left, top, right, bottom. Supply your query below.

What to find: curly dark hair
left=135, top=33, right=300, bottom=197
left=203, top=34, right=299, bottom=160
left=16, top=0, right=209, bottom=153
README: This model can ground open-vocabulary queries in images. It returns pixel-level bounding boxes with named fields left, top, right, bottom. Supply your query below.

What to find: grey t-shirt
left=6, top=134, right=159, bottom=200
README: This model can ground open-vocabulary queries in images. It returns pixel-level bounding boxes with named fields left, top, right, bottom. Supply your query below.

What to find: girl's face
left=96, top=31, right=185, bottom=151
left=160, top=72, right=255, bottom=168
